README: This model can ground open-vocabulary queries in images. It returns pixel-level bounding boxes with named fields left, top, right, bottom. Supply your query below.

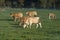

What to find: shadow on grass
left=46, top=30, right=60, bottom=35
left=9, top=22, right=23, bottom=28
left=49, top=19, right=60, bottom=20
left=0, top=18, right=13, bottom=21
left=11, top=25, right=23, bottom=29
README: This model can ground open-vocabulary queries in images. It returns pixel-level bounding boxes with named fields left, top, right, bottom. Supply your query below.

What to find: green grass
left=0, top=8, right=60, bottom=40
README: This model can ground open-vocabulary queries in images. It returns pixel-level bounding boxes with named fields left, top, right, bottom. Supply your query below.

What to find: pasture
left=0, top=8, right=60, bottom=40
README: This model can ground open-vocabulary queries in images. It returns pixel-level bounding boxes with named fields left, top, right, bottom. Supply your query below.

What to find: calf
left=10, top=12, right=23, bottom=22
left=48, top=13, right=56, bottom=19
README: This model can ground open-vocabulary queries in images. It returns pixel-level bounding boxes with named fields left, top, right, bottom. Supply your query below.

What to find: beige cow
left=48, top=13, right=56, bottom=19
left=10, top=12, right=23, bottom=22
left=26, top=11, right=37, bottom=17
left=19, top=16, right=42, bottom=28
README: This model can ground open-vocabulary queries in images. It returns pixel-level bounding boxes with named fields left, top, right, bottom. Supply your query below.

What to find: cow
left=19, top=16, right=42, bottom=28
left=10, top=12, right=23, bottom=22
left=26, top=11, right=37, bottom=17
left=19, top=16, right=29, bottom=27
left=48, top=13, right=56, bottom=19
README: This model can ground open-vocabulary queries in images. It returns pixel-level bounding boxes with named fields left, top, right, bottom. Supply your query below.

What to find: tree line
left=0, top=0, right=60, bottom=9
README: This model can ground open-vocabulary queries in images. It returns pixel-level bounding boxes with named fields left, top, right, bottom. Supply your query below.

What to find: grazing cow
left=26, top=11, right=37, bottom=17
left=19, top=16, right=42, bottom=28
left=19, top=16, right=29, bottom=27
left=10, top=12, right=23, bottom=22
left=48, top=13, right=56, bottom=19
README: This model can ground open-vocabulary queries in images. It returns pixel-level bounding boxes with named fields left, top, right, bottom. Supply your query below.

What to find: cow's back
left=49, top=13, right=55, bottom=16
left=29, top=17, right=40, bottom=23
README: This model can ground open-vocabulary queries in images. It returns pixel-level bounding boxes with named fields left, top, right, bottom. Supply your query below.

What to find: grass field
left=0, top=8, right=60, bottom=40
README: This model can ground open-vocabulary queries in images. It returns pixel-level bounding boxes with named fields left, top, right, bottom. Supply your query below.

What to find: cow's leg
left=29, top=22, right=32, bottom=29
left=54, top=16, right=56, bottom=19
left=26, top=22, right=30, bottom=28
left=49, top=16, right=51, bottom=19
left=19, top=22, right=21, bottom=26
left=23, top=24, right=27, bottom=28
left=52, top=16, right=55, bottom=19
left=12, top=16, right=15, bottom=21
left=36, top=24, right=39, bottom=28
left=14, top=17, right=17, bottom=22
left=26, top=25, right=28, bottom=28
left=18, top=17, right=21, bottom=22
left=53, top=16, right=54, bottom=19
left=39, top=22, right=42, bottom=28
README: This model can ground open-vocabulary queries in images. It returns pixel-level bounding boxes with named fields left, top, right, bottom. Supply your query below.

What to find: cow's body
left=48, top=13, right=56, bottom=19
left=26, top=11, right=37, bottom=17
left=19, top=16, right=42, bottom=28
left=10, top=12, right=23, bottom=22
